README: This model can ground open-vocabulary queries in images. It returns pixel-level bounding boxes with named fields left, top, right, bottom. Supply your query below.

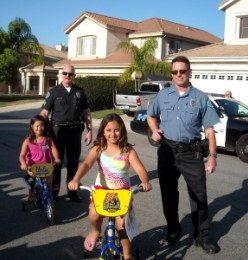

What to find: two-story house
left=167, top=0, right=248, bottom=104
left=52, top=11, right=220, bottom=87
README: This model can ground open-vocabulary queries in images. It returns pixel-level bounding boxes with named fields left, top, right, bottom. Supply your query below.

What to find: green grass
left=91, top=109, right=123, bottom=119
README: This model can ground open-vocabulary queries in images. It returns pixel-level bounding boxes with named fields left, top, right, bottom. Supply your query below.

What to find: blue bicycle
left=22, top=163, right=55, bottom=225
left=80, top=185, right=142, bottom=260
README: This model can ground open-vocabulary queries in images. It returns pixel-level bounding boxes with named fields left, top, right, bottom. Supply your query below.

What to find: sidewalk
left=0, top=101, right=132, bottom=132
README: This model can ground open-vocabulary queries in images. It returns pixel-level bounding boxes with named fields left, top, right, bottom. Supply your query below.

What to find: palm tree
left=0, top=17, right=44, bottom=88
left=117, top=38, right=171, bottom=87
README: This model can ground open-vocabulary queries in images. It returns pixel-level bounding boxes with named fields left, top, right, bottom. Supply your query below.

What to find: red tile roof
left=54, top=50, right=132, bottom=67
left=65, top=11, right=221, bottom=44
left=168, top=42, right=248, bottom=58
left=134, top=18, right=221, bottom=44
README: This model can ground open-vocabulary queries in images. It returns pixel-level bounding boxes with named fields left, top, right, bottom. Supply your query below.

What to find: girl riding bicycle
left=19, top=115, right=61, bottom=202
left=68, top=113, right=152, bottom=260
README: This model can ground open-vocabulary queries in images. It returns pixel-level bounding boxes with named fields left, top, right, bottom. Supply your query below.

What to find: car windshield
left=214, top=99, right=248, bottom=117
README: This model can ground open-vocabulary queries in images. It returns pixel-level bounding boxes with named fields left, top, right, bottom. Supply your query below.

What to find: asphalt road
left=0, top=103, right=247, bottom=259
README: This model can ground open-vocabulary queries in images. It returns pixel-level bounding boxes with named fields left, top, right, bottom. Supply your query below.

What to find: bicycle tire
left=44, top=197, right=55, bottom=225
left=100, top=251, right=118, bottom=260
left=34, top=190, right=41, bottom=209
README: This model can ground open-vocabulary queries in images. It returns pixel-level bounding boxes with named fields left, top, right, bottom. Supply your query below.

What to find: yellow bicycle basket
left=31, top=163, right=54, bottom=178
left=92, top=189, right=132, bottom=217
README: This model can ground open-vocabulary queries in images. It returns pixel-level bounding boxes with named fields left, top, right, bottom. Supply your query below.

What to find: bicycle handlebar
left=79, top=185, right=144, bottom=193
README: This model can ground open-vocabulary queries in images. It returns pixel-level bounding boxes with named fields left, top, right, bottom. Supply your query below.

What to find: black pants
left=52, top=126, right=82, bottom=195
left=158, top=142, right=209, bottom=239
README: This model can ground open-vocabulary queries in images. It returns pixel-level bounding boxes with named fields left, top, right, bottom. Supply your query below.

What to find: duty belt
left=52, top=121, right=84, bottom=127
left=161, top=138, right=200, bottom=153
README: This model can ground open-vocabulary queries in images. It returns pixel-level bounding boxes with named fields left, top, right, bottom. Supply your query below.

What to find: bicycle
left=80, top=185, right=142, bottom=260
left=21, top=163, right=55, bottom=225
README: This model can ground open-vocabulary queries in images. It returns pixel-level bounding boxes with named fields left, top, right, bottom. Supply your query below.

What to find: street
left=0, top=105, right=247, bottom=259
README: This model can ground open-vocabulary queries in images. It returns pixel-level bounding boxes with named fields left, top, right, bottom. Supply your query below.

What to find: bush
left=75, top=76, right=135, bottom=111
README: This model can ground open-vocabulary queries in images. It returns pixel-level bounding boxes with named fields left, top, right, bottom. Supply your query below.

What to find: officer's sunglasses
left=62, top=72, right=74, bottom=77
left=171, top=69, right=188, bottom=75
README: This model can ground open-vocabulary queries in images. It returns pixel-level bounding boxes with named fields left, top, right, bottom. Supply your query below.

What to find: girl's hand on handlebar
left=140, top=182, right=152, bottom=192
left=20, top=163, right=28, bottom=171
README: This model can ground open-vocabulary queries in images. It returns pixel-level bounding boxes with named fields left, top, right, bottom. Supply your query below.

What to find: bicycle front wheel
left=45, top=197, right=55, bottom=225
left=100, top=249, right=122, bottom=260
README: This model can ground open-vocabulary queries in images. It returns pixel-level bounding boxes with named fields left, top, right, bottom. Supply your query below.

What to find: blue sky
left=1, top=0, right=225, bottom=48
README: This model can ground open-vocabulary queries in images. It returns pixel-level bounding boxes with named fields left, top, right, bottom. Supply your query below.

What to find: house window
left=219, top=75, right=225, bottom=80
left=169, top=40, right=181, bottom=54
left=210, top=75, right=216, bottom=80
left=202, top=75, right=208, bottom=79
left=227, top=76, right=234, bottom=80
left=29, top=77, right=39, bottom=91
left=77, top=36, right=96, bottom=56
left=246, top=76, right=248, bottom=81
left=194, top=75, right=200, bottom=79
left=237, top=76, right=243, bottom=80
left=240, top=17, right=248, bottom=38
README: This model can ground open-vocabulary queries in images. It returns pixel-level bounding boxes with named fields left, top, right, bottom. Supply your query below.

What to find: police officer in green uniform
left=147, top=56, right=220, bottom=254
left=40, top=64, right=92, bottom=202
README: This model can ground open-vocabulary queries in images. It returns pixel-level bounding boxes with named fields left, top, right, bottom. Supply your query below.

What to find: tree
left=0, top=17, right=44, bottom=89
left=117, top=38, right=171, bottom=86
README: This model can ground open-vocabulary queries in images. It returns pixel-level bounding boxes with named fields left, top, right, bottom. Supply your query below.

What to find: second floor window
left=240, top=17, right=248, bottom=38
left=78, top=36, right=96, bottom=56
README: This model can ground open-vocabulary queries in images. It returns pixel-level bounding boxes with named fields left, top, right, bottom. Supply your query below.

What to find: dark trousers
left=158, top=142, right=209, bottom=239
left=52, top=126, right=82, bottom=195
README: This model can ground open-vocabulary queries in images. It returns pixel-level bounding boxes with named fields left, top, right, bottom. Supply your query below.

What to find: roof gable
left=64, top=11, right=137, bottom=34
left=218, top=0, right=240, bottom=11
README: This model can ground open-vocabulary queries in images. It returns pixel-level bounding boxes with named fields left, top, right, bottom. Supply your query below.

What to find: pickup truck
left=114, top=81, right=171, bottom=115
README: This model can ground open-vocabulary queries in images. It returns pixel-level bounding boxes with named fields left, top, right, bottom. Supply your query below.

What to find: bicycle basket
left=31, top=163, right=54, bottom=178
left=92, top=189, right=132, bottom=217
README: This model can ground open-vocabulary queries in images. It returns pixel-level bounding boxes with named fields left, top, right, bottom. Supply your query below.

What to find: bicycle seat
left=92, top=189, right=132, bottom=217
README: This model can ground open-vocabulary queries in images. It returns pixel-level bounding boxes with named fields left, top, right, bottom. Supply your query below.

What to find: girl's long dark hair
left=28, top=115, right=48, bottom=143
left=93, top=113, right=133, bottom=153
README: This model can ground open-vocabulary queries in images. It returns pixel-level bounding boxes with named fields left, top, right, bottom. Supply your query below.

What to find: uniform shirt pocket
left=181, top=106, right=201, bottom=126
left=161, top=103, right=174, bottom=123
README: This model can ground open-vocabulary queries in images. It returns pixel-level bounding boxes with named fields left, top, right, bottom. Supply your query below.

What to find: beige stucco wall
left=224, top=0, right=248, bottom=44
left=68, top=18, right=108, bottom=60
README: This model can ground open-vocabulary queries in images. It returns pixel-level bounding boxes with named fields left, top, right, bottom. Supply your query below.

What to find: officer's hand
left=68, top=181, right=79, bottom=191
left=152, top=129, right=163, bottom=142
left=84, top=130, right=92, bottom=146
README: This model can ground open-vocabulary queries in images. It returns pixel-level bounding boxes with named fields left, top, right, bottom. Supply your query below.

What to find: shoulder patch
left=45, top=92, right=50, bottom=99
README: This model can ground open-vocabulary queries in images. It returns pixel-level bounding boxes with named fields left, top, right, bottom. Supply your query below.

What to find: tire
left=45, top=197, right=55, bottom=225
left=147, top=128, right=160, bottom=147
left=34, top=190, right=41, bottom=209
left=132, top=247, right=140, bottom=260
left=236, top=133, right=248, bottom=163
left=101, top=251, right=116, bottom=260
left=21, top=202, right=26, bottom=211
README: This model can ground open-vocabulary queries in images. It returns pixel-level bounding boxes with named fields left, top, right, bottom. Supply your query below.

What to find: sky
left=1, top=0, right=225, bottom=48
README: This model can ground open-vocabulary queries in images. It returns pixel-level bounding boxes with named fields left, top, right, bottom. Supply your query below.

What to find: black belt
left=52, top=121, right=84, bottom=127
left=161, top=138, right=200, bottom=153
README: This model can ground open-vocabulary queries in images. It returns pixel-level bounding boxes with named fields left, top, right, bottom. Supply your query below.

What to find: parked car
left=114, top=81, right=171, bottom=115
left=130, top=96, right=248, bottom=163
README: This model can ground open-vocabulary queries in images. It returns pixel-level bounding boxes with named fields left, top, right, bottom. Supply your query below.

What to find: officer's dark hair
left=93, top=113, right=133, bottom=153
left=28, top=115, right=48, bottom=142
left=171, top=56, right=191, bottom=70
